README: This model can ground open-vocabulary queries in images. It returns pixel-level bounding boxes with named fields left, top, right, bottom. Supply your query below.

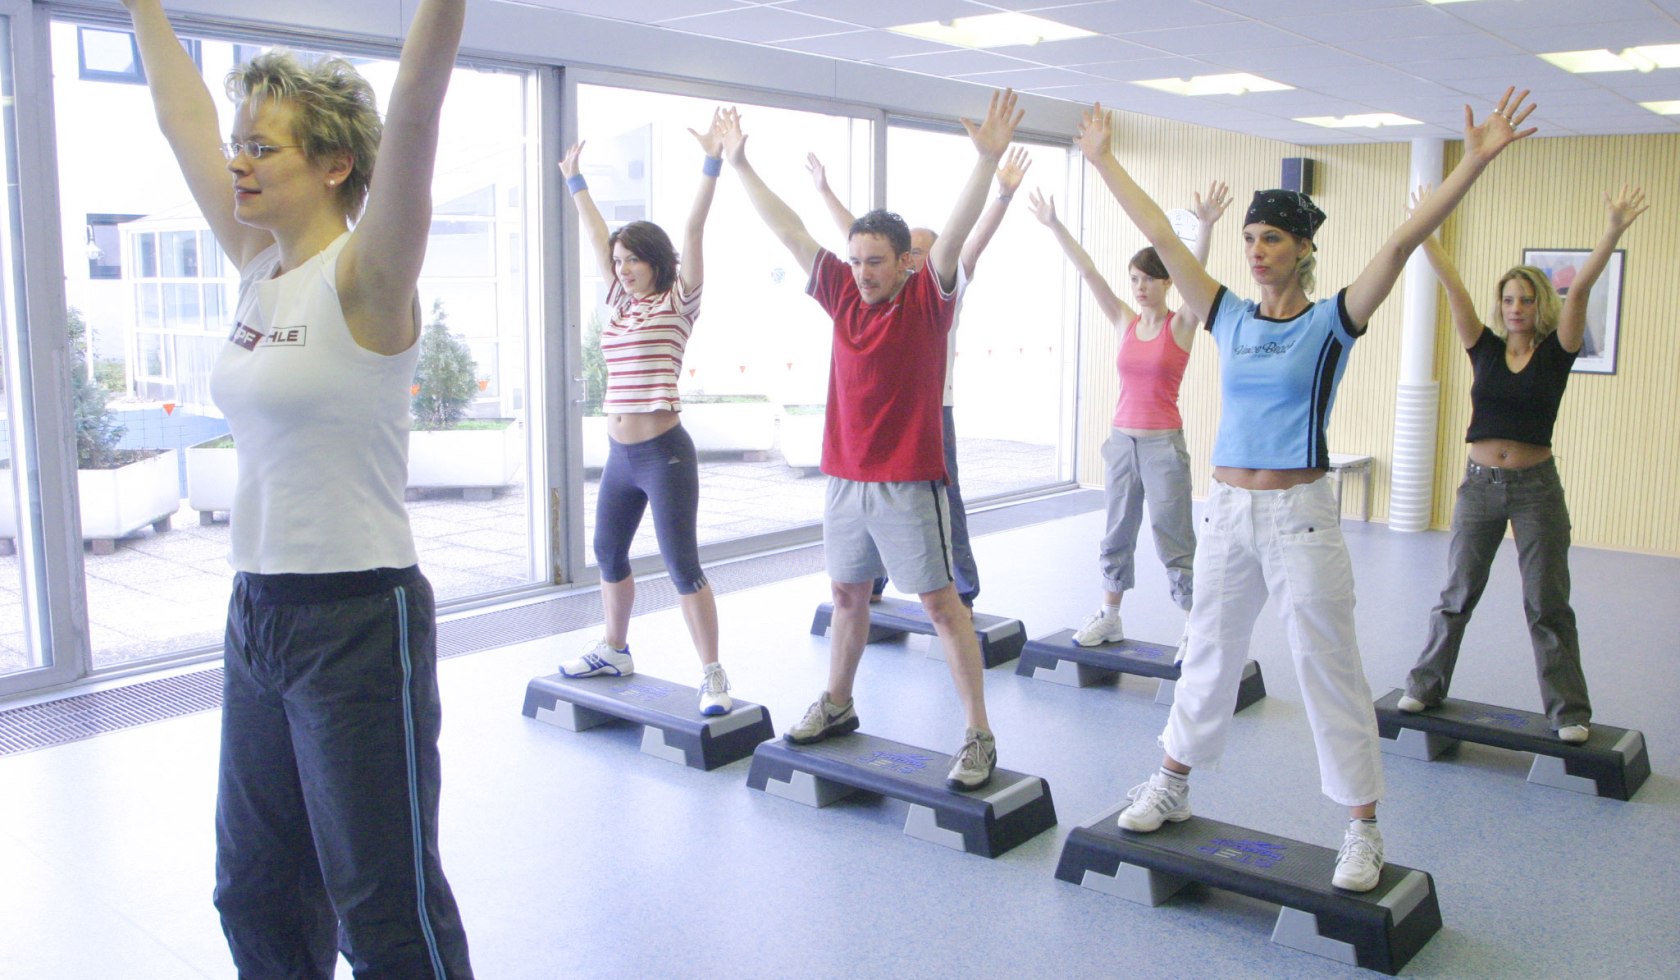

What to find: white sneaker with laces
left=1072, top=610, right=1125, bottom=647
left=698, top=665, right=733, bottom=716
left=1332, top=822, right=1384, bottom=892
left=558, top=640, right=633, bottom=678
left=1396, top=695, right=1429, bottom=713
left=1116, top=771, right=1191, bottom=832
left=1557, top=724, right=1590, bottom=743
left=946, top=727, right=996, bottom=791
left=784, top=693, right=858, bottom=744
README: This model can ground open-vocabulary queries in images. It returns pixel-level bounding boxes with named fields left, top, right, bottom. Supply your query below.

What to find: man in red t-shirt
left=720, top=90, right=1023, bottom=791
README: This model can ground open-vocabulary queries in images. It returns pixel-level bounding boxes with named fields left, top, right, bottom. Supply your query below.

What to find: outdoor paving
left=0, top=438, right=1055, bottom=674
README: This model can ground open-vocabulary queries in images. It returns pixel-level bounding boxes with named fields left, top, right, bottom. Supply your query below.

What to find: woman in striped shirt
left=558, top=111, right=734, bottom=716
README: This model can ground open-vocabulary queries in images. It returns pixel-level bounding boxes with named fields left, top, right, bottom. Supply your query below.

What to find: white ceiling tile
left=1335, top=31, right=1522, bottom=63
left=883, top=46, right=1045, bottom=75
left=524, top=0, right=751, bottom=21
left=1025, top=1, right=1247, bottom=34
left=772, top=30, right=952, bottom=61
left=1013, top=34, right=1165, bottom=67
left=1271, top=6, right=1475, bottom=44
left=656, top=5, right=853, bottom=42
left=1068, top=55, right=1229, bottom=82
left=1120, top=19, right=1319, bottom=56
left=772, top=0, right=993, bottom=31
left=1198, top=0, right=1419, bottom=15
left=950, top=65, right=1100, bottom=88
left=1434, top=0, right=1664, bottom=32
left=1204, top=45, right=1375, bottom=75
left=1390, top=53, right=1544, bottom=82
left=1495, top=19, right=1680, bottom=53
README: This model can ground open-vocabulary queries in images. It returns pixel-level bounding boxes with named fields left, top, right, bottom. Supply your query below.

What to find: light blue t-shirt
left=1205, top=286, right=1361, bottom=470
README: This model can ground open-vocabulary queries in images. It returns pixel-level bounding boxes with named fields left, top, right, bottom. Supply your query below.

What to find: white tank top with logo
left=210, top=233, right=420, bottom=574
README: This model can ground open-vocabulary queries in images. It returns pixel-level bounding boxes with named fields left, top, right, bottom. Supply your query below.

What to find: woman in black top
left=1399, top=185, right=1648, bottom=742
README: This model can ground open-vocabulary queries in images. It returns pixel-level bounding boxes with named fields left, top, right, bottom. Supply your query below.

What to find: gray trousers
left=1098, top=428, right=1194, bottom=610
left=1405, top=458, right=1590, bottom=728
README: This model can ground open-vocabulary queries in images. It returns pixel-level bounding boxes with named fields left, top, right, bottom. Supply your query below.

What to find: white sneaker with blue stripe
left=559, top=640, right=634, bottom=678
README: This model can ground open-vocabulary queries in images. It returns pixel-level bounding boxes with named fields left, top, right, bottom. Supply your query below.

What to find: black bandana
left=1245, top=189, right=1325, bottom=246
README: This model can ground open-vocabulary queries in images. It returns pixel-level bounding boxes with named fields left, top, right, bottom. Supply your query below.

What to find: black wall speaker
left=1282, top=157, right=1316, bottom=194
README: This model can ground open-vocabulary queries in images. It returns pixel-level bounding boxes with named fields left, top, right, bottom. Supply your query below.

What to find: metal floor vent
left=0, top=490, right=1100, bottom=756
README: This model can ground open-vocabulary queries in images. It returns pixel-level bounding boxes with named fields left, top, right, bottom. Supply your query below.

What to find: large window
left=886, top=125, right=1077, bottom=498
left=573, top=83, right=871, bottom=567
left=50, top=21, right=541, bottom=669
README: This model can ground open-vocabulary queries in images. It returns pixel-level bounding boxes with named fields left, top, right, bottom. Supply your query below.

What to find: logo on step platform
left=1472, top=711, right=1530, bottom=730
left=856, top=751, right=932, bottom=775
left=614, top=683, right=672, bottom=703
left=1197, top=838, right=1286, bottom=870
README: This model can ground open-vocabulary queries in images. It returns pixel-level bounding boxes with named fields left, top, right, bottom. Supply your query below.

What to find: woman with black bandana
left=1076, top=88, right=1537, bottom=892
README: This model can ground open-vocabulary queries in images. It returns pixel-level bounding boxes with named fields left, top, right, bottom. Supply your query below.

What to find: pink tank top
left=1112, top=312, right=1189, bottom=430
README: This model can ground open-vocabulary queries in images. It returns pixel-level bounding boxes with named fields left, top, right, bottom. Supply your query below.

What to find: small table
left=1327, top=452, right=1373, bottom=522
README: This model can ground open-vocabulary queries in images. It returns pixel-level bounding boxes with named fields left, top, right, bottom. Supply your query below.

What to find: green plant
left=94, top=359, right=126, bottom=394
left=581, top=310, right=606, bottom=416
left=69, top=307, right=125, bottom=469
left=411, top=298, right=479, bottom=431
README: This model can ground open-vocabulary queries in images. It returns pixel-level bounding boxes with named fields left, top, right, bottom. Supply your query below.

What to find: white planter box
left=1, top=450, right=180, bottom=555
left=408, top=423, right=523, bottom=499
left=779, top=407, right=825, bottom=471
left=185, top=445, right=238, bottom=523
left=681, top=402, right=776, bottom=455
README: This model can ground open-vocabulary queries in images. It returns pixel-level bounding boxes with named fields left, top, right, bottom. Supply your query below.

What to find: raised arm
left=721, top=108, right=822, bottom=274
left=123, top=0, right=271, bottom=268
left=960, top=146, right=1031, bottom=278
left=1555, top=185, right=1647, bottom=353
left=679, top=110, right=727, bottom=293
left=1406, top=187, right=1483, bottom=350
left=1343, top=87, right=1537, bottom=329
left=1172, top=180, right=1232, bottom=336
left=805, top=153, right=858, bottom=242
left=931, top=89, right=1023, bottom=291
left=339, top=0, right=465, bottom=351
left=559, top=142, right=614, bottom=285
left=1029, top=189, right=1130, bottom=326
left=1077, top=103, right=1219, bottom=322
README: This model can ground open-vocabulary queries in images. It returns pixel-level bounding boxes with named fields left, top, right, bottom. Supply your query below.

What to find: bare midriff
left=1467, top=437, right=1551, bottom=470
left=609, top=408, right=680, bottom=445
left=1213, top=465, right=1326, bottom=491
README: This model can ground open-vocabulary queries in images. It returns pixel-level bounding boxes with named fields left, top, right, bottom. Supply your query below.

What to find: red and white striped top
left=602, top=279, right=700, bottom=414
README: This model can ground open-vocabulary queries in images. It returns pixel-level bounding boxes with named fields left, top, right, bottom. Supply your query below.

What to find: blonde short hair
left=1495, top=266, right=1562, bottom=339
left=226, top=51, right=381, bottom=219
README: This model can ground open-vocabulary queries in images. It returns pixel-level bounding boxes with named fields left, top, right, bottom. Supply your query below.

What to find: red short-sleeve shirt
left=806, top=250, right=955, bottom=482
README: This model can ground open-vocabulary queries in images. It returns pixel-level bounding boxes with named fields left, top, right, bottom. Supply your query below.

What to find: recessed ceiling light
left=1296, top=113, right=1424, bottom=129
left=1132, top=73, right=1292, bottom=97
left=1640, top=100, right=1680, bottom=114
left=1542, top=44, right=1680, bottom=73
left=888, top=13, right=1096, bottom=49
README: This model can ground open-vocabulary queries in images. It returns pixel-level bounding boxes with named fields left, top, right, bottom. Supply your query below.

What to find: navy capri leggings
left=594, top=422, right=707, bottom=594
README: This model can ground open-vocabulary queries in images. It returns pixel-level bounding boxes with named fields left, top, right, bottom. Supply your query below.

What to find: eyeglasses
left=220, top=140, right=300, bottom=161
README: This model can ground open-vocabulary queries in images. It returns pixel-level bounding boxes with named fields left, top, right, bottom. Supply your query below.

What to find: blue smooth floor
left=2, top=502, right=1676, bottom=978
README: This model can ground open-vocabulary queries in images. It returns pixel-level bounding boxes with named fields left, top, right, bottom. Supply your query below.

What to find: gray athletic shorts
left=824, top=477, right=954, bottom=595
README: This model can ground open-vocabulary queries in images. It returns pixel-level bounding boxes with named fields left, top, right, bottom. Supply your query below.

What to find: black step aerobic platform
left=809, top=597, right=1025, bottom=668
left=746, top=730, right=1056, bottom=857
left=1374, top=689, right=1649, bottom=800
left=1016, top=629, right=1266, bottom=712
left=1056, top=808, right=1440, bottom=974
left=522, top=673, right=775, bottom=771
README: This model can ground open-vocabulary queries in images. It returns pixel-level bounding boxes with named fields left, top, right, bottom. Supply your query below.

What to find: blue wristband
left=566, top=174, right=588, bottom=195
left=702, top=155, right=723, bottom=178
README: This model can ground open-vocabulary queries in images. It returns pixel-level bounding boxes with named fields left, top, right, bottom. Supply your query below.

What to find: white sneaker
left=1557, top=724, right=1590, bottom=743
left=1396, top=695, right=1429, bottom=713
left=698, top=665, right=733, bottom=716
left=1116, top=772, right=1191, bottom=832
left=1072, top=611, right=1124, bottom=647
left=558, top=640, right=633, bottom=678
left=946, top=727, right=996, bottom=791
left=1332, top=822, right=1384, bottom=892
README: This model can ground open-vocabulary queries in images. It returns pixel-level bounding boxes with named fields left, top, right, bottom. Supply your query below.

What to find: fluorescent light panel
left=1542, top=44, right=1680, bottom=73
left=1296, top=113, right=1423, bottom=129
left=1640, top=100, right=1680, bottom=114
left=1132, top=73, right=1292, bottom=96
left=888, top=13, right=1095, bottom=49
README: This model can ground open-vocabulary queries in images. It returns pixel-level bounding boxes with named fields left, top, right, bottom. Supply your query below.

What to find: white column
left=1389, top=138, right=1445, bottom=532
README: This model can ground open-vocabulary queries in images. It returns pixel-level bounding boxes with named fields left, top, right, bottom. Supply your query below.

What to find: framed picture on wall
left=1521, top=247, right=1625, bottom=375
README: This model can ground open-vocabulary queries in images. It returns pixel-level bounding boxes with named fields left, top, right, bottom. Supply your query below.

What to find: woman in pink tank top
left=1029, top=183, right=1229, bottom=656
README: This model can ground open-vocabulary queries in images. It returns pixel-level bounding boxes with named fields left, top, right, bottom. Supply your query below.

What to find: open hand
left=1464, top=86, right=1538, bottom=164
left=559, top=142, right=584, bottom=179
left=1193, top=180, right=1232, bottom=225
left=1028, top=188, right=1057, bottom=226
left=718, top=107, right=748, bottom=165
left=962, top=88, right=1024, bottom=158
left=1077, top=103, right=1111, bottom=160
left=1605, top=183, right=1650, bottom=234
left=688, top=108, right=726, bottom=158
left=805, top=152, right=829, bottom=192
left=997, top=147, right=1032, bottom=195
